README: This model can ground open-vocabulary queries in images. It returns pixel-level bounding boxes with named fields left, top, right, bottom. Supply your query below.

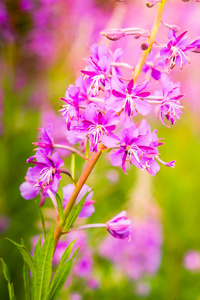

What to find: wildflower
left=107, top=77, right=151, bottom=117
left=33, top=123, right=54, bottom=155
left=106, top=211, right=132, bottom=239
left=26, top=150, right=64, bottom=193
left=78, top=103, right=119, bottom=152
left=160, top=30, right=192, bottom=69
left=60, top=85, right=81, bottom=130
left=111, top=120, right=160, bottom=175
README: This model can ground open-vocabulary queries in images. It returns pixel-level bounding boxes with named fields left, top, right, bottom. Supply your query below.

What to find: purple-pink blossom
left=106, top=211, right=132, bottom=239
left=106, top=77, right=151, bottom=117
left=21, top=150, right=64, bottom=197
left=160, top=30, right=193, bottom=69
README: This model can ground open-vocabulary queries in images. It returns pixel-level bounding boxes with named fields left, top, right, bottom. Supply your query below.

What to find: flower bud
left=100, top=29, right=125, bottom=41
left=146, top=0, right=160, bottom=7
left=141, top=41, right=149, bottom=50
left=106, top=211, right=132, bottom=239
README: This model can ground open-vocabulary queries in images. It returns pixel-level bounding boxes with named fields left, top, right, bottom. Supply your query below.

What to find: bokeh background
left=1, top=0, right=200, bottom=299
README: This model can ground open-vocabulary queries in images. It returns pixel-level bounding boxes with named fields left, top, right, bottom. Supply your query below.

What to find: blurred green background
left=1, top=0, right=200, bottom=299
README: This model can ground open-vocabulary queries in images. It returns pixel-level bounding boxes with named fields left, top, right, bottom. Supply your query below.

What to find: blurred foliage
left=1, top=0, right=200, bottom=300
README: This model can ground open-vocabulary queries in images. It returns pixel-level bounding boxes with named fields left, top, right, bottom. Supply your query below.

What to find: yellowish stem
left=131, top=0, right=167, bottom=82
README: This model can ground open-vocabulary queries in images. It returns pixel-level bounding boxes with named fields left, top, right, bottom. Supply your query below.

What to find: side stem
left=130, top=0, right=167, bottom=81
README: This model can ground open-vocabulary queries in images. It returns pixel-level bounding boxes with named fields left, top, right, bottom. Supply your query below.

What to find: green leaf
left=23, top=263, right=31, bottom=300
left=33, top=235, right=42, bottom=266
left=70, top=153, right=75, bottom=181
left=63, top=190, right=92, bottom=232
left=6, top=238, right=35, bottom=275
left=35, top=199, right=46, bottom=239
left=34, top=226, right=54, bottom=300
left=85, top=139, right=90, bottom=159
left=102, top=148, right=112, bottom=153
left=1, top=258, right=11, bottom=282
left=54, top=239, right=77, bottom=278
left=47, top=239, right=79, bottom=300
left=8, top=283, right=16, bottom=300
left=1, top=258, right=16, bottom=300
left=57, top=180, right=63, bottom=200
left=48, top=258, right=73, bottom=300
left=55, top=193, right=63, bottom=222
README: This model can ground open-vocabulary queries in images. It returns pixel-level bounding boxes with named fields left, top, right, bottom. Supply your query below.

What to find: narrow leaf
left=54, top=239, right=77, bottom=277
left=48, top=258, right=73, bottom=300
left=85, top=139, right=90, bottom=159
left=6, top=238, right=35, bottom=275
left=34, top=226, right=54, bottom=300
left=48, top=246, right=79, bottom=300
left=57, top=180, right=63, bottom=200
left=1, top=258, right=11, bottom=282
left=8, top=283, right=16, bottom=300
left=33, top=235, right=42, bottom=266
left=1, top=259, right=16, bottom=300
left=35, top=199, right=46, bottom=239
left=70, top=153, right=75, bottom=181
left=55, top=193, right=63, bottom=222
left=63, top=190, right=92, bottom=232
left=23, top=263, right=31, bottom=300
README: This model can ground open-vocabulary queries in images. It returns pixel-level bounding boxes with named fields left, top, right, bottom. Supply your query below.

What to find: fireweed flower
left=142, top=51, right=165, bottom=81
left=106, top=211, right=132, bottom=240
left=160, top=30, right=194, bottom=69
left=63, top=184, right=95, bottom=218
left=106, top=77, right=151, bottom=117
left=75, top=103, right=119, bottom=152
left=111, top=120, right=160, bottom=175
left=60, top=85, right=81, bottom=130
left=148, top=76, right=184, bottom=126
left=26, top=150, right=64, bottom=193
left=81, top=44, right=112, bottom=96
left=20, top=167, right=41, bottom=200
left=159, top=77, right=183, bottom=125
left=33, top=123, right=54, bottom=155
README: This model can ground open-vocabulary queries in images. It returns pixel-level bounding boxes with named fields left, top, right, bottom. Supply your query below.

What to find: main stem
left=131, top=0, right=167, bottom=81
left=54, top=144, right=103, bottom=249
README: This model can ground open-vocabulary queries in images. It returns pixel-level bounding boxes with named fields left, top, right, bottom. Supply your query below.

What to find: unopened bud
left=141, top=41, right=149, bottom=50
left=100, top=29, right=125, bottom=41
left=146, top=0, right=160, bottom=7
left=170, top=25, right=180, bottom=33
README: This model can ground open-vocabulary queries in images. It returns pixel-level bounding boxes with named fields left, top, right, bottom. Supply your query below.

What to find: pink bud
left=141, top=41, right=149, bottom=50
left=106, top=211, right=132, bottom=239
left=100, top=29, right=125, bottom=41
left=146, top=0, right=161, bottom=8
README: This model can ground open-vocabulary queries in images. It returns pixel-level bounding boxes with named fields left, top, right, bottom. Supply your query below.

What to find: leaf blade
left=34, top=226, right=54, bottom=300
left=23, top=263, right=31, bottom=300
left=6, top=238, right=35, bottom=275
